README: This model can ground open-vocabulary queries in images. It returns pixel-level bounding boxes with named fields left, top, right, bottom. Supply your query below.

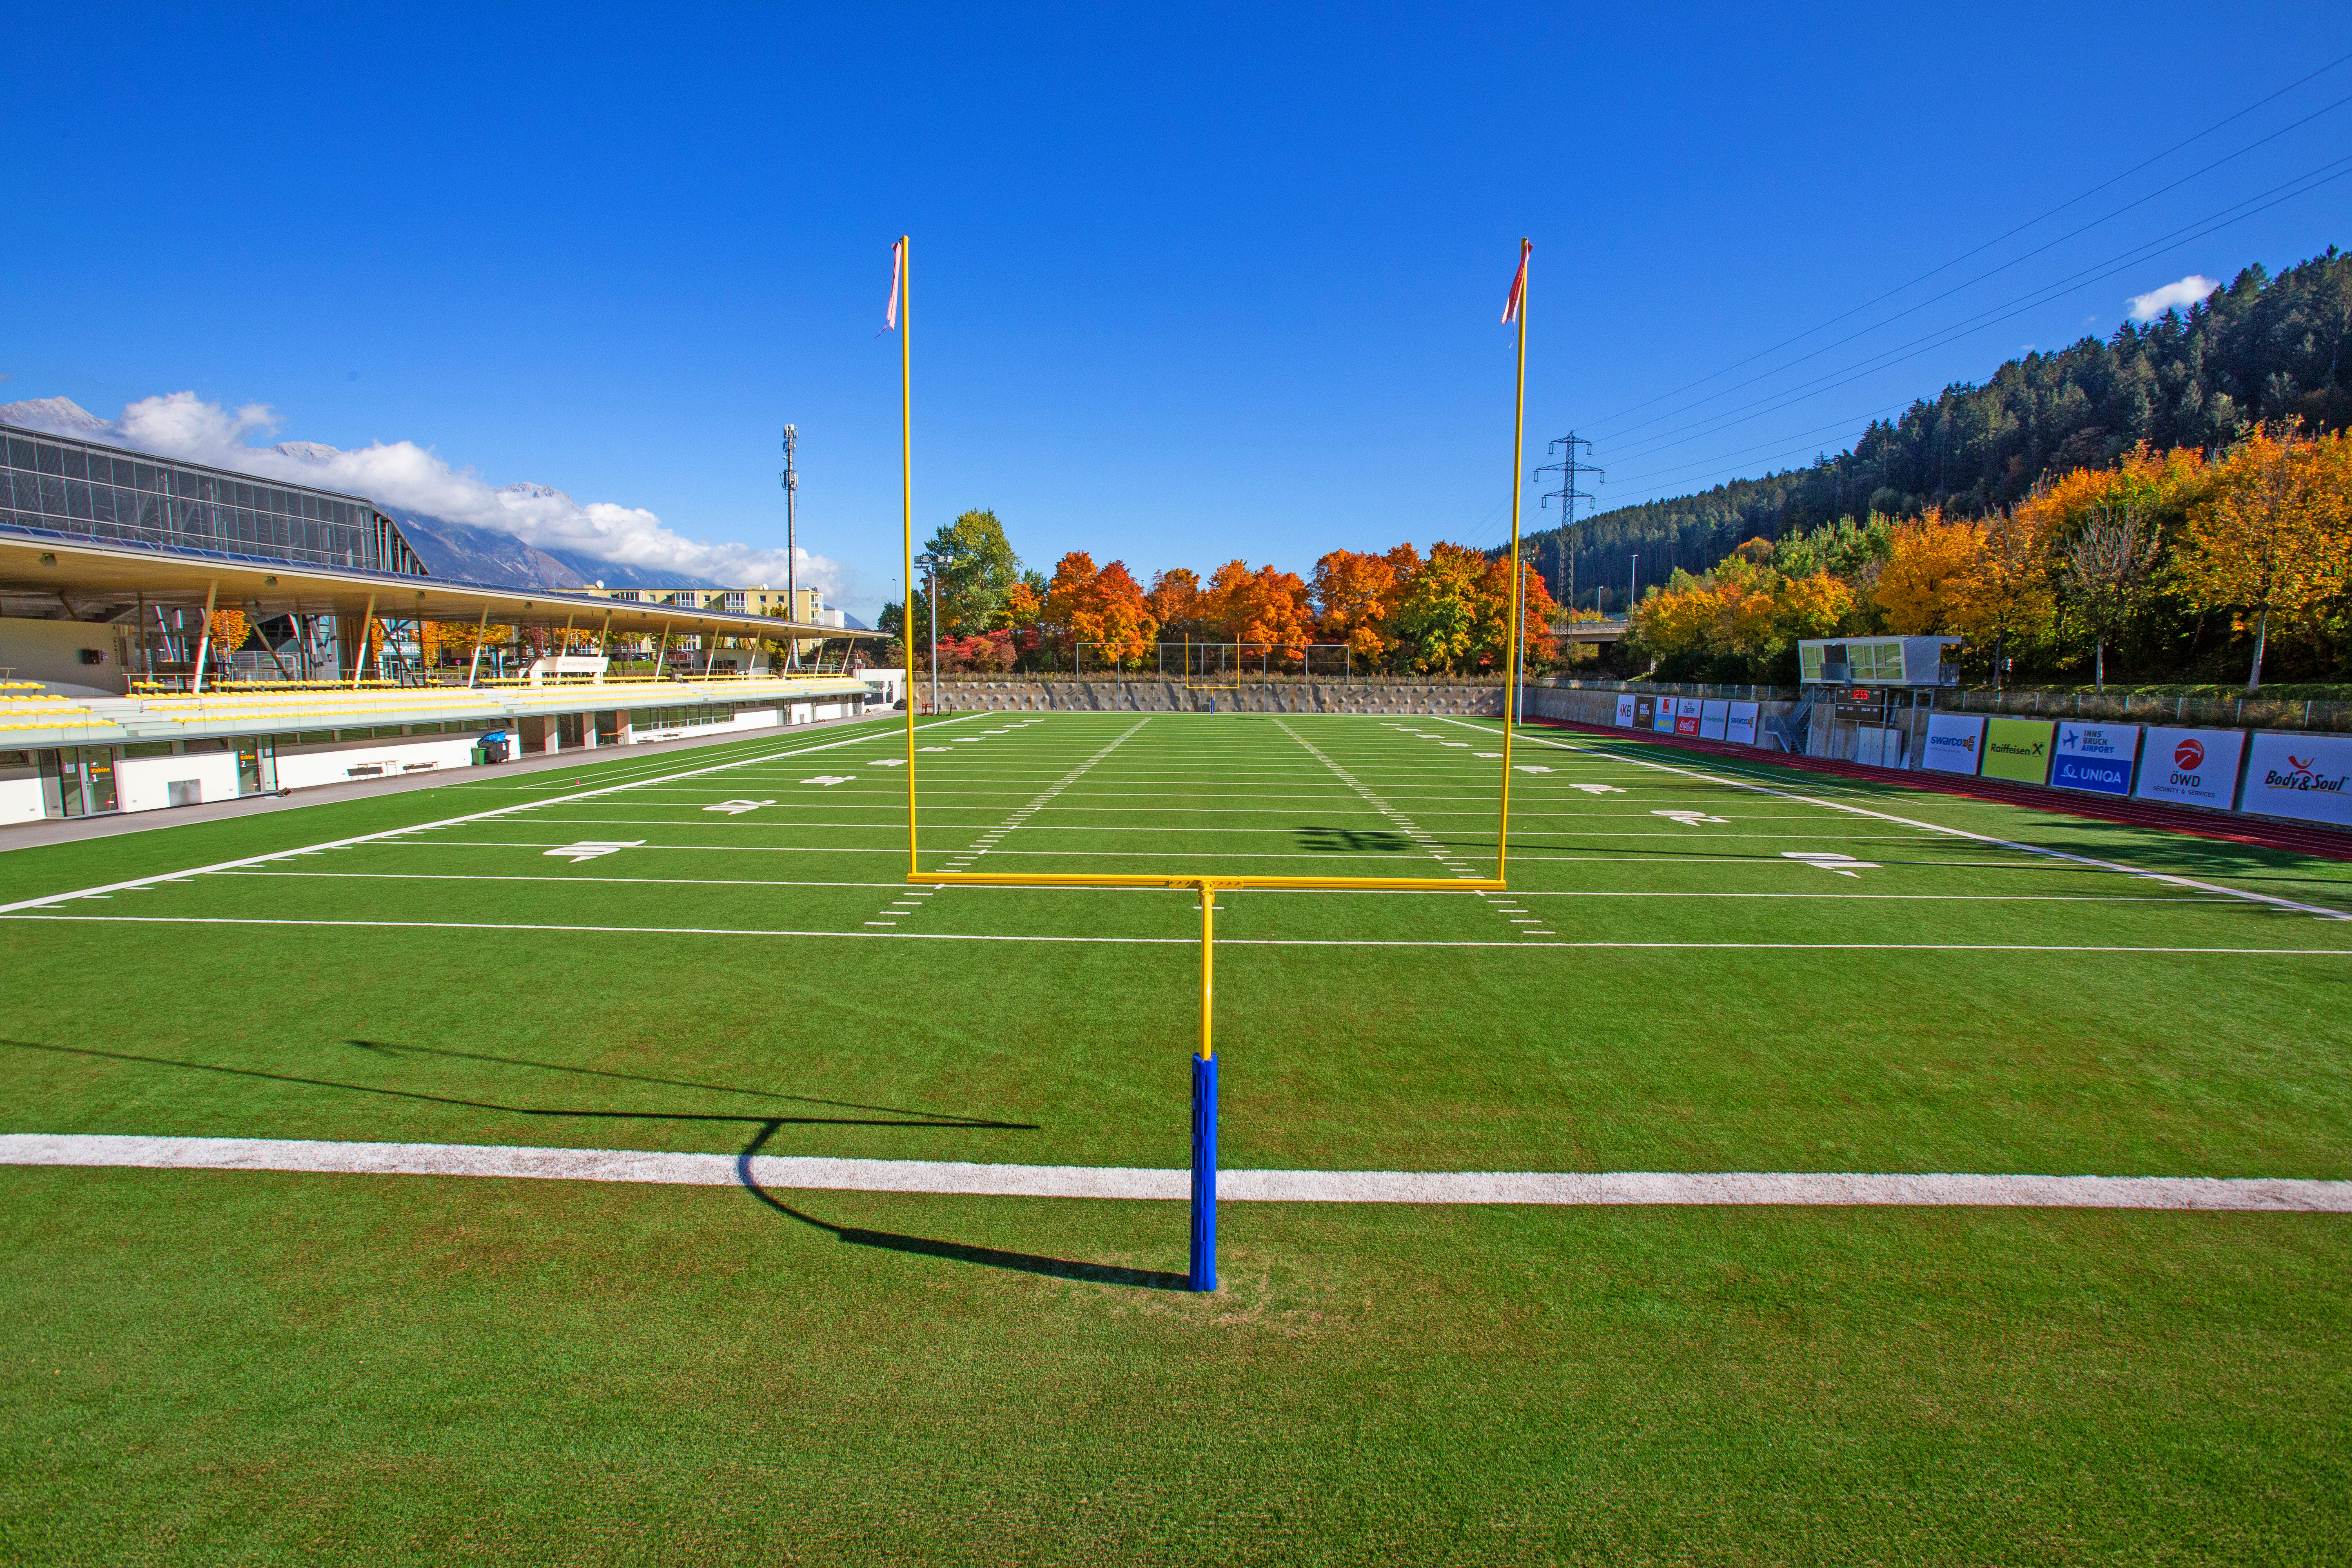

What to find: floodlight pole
left=1191, top=878, right=1218, bottom=1293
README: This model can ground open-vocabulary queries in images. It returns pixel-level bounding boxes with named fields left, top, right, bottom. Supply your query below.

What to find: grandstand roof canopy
left=0, top=532, right=858, bottom=640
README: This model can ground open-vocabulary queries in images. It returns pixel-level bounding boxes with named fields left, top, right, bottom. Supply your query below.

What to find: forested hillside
left=1524, top=247, right=2351, bottom=609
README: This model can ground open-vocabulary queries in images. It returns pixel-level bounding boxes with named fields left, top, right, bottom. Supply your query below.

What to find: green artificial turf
left=3, top=710, right=2348, bottom=1563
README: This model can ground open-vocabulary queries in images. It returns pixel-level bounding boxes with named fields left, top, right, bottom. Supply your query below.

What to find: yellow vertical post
left=1198, top=879, right=1215, bottom=1061
left=898, top=235, right=919, bottom=878
left=1497, top=237, right=1530, bottom=880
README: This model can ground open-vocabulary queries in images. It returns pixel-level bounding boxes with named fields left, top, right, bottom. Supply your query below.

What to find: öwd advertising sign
left=1921, top=713, right=1985, bottom=775
left=2241, top=732, right=2352, bottom=827
left=2133, top=726, right=2245, bottom=810
left=1979, top=717, right=2055, bottom=784
left=2050, top=723, right=2140, bottom=797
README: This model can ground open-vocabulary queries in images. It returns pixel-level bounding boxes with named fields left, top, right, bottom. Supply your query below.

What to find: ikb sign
left=2049, top=723, right=2140, bottom=797
left=2133, top=727, right=2244, bottom=810
left=1921, top=713, right=1984, bottom=775
left=2241, top=731, right=2352, bottom=827
left=1613, top=695, right=1637, bottom=728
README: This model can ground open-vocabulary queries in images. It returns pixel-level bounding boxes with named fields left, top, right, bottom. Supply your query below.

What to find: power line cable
left=1577, top=49, right=2352, bottom=432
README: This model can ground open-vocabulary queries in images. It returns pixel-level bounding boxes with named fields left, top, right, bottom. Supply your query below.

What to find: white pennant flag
left=885, top=238, right=904, bottom=330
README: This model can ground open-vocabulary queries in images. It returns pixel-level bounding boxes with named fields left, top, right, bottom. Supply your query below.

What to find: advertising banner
left=2133, top=726, right=2244, bottom=810
left=1674, top=697, right=1703, bottom=736
left=2049, top=722, right=2140, bottom=797
left=2240, top=732, right=2352, bottom=827
left=1726, top=701, right=1760, bottom=746
left=1699, top=699, right=1730, bottom=741
left=1613, top=694, right=1637, bottom=728
left=1653, top=695, right=1677, bottom=733
left=1921, top=713, right=1985, bottom=775
left=1980, top=717, right=2055, bottom=784
left=1632, top=694, right=1655, bottom=730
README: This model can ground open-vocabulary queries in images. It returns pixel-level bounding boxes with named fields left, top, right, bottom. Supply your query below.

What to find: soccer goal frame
left=882, top=234, right=1537, bottom=1291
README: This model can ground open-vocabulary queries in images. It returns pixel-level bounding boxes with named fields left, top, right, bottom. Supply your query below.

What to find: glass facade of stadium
left=0, top=422, right=426, bottom=577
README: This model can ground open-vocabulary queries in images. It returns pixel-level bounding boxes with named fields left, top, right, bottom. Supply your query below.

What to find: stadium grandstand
left=0, top=420, right=887, bottom=825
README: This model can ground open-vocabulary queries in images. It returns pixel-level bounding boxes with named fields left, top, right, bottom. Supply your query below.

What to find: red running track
left=1523, top=717, right=2352, bottom=864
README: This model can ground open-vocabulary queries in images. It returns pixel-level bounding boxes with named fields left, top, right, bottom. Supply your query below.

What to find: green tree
left=921, top=509, right=1023, bottom=636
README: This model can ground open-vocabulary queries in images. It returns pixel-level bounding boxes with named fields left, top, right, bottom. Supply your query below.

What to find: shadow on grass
left=731, top=1121, right=1188, bottom=1292
left=1294, top=826, right=1412, bottom=855
left=2, top=1040, right=1038, bottom=1133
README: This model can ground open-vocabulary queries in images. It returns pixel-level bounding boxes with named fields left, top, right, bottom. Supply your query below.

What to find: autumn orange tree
left=2172, top=425, right=2352, bottom=690
left=1310, top=549, right=1404, bottom=663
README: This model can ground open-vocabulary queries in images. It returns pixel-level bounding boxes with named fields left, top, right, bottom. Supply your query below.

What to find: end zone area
left=4, top=711, right=2347, bottom=1561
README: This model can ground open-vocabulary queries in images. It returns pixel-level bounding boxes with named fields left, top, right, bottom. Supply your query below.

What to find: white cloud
left=2125, top=275, right=2219, bottom=323
left=0, top=392, right=851, bottom=599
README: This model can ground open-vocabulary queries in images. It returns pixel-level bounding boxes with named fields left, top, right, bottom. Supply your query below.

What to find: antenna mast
left=781, top=423, right=800, bottom=670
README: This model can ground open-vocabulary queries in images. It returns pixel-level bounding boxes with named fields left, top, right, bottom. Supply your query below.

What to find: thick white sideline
left=2, top=1135, right=2345, bottom=1212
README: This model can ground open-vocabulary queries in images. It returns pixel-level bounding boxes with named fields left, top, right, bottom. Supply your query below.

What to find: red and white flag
left=1500, top=239, right=1529, bottom=325
left=885, top=238, right=905, bottom=330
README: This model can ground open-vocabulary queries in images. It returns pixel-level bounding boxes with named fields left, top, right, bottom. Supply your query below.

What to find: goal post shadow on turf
left=883, top=233, right=1537, bottom=1292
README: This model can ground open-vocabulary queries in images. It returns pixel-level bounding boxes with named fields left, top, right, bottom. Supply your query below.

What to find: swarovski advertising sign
left=2240, top=731, right=2352, bottom=827
left=2132, top=727, right=2244, bottom=810
left=1921, top=713, right=1985, bottom=775
left=1979, top=717, right=2056, bottom=784
left=2049, top=723, right=2141, bottom=797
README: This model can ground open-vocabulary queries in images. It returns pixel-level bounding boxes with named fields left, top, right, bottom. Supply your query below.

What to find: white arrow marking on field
left=544, top=841, right=645, bottom=864
left=1568, top=783, right=1624, bottom=795
left=1783, top=851, right=1880, bottom=878
left=703, top=799, right=777, bottom=815
left=1653, top=808, right=1729, bottom=826
left=800, top=775, right=855, bottom=786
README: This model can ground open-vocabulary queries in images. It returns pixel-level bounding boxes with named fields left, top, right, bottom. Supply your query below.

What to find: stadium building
left=0, top=421, right=883, bottom=825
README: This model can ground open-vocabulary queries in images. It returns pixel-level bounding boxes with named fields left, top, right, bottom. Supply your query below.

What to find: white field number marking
left=1514, top=765, right=1553, bottom=774
left=1569, top=783, right=1624, bottom=795
left=1654, top=808, right=1729, bottom=826
left=1475, top=752, right=1502, bottom=758
left=919, top=747, right=952, bottom=753
left=704, top=799, right=776, bottom=815
left=545, top=840, right=645, bottom=863
left=1784, top=850, right=1880, bottom=878
left=801, top=775, right=855, bottom=786
left=867, top=759, right=906, bottom=767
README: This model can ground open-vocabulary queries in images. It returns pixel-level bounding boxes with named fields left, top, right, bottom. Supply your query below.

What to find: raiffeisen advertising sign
left=1921, top=713, right=1985, bottom=775
left=2133, top=727, right=2245, bottom=810
left=2241, top=732, right=2352, bottom=827
left=2049, top=723, right=2140, bottom=797
left=1979, top=717, right=2055, bottom=784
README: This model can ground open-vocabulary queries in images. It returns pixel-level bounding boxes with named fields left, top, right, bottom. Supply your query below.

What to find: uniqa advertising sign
left=1978, top=717, right=2055, bottom=784
left=2240, top=731, right=2352, bottom=827
left=2132, top=726, right=2245, bottom=810
left=1921, top=713, right=1985, bottom=775
left=2049, top=723, right=2140, bottom=797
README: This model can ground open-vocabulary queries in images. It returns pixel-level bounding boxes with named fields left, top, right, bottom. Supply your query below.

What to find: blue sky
left=7, top=4, right=2348, bottom=615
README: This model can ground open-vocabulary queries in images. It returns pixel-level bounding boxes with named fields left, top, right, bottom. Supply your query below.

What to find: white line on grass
left=3, top=1134, right=2343, bottom=1212
left=1450, top=719, right=2352, bottom=921
left=7, top=914, right=2347, bottom=956
left=0, top=716, right=980, bottom=916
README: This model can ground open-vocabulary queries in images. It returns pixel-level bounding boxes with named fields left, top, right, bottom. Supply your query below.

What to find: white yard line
left=7, top=913, right=2345, bottom=956
left=2, top=1134, right=2343, bottom=1212
left=1452, top=719, right=2352, bottom=921
left=0, top=716, right=978, bottom=916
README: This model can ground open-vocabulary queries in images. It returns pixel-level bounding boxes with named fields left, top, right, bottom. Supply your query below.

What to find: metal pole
left=1497, top=237, right=1530, bottom=880
left=350, top=593, right=375, bottom=690
left=896, top=236, right=918, bottom=878
left=1190, top=879, right=1218, bottom=1293
left=466, top=604, right=489, bottom=688
left=782, top=423, right=801, bottom=671
left=191, top=581, right=218, bottom=694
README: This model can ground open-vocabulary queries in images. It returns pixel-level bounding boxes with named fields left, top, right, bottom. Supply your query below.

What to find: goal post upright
left=1497, top=236, right=1530, bottom=883
left=897, top=234, right=919, bottom=878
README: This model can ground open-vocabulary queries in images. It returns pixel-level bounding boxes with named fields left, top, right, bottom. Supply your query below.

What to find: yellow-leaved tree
left=2171, top=425, right=2352, bottom=692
